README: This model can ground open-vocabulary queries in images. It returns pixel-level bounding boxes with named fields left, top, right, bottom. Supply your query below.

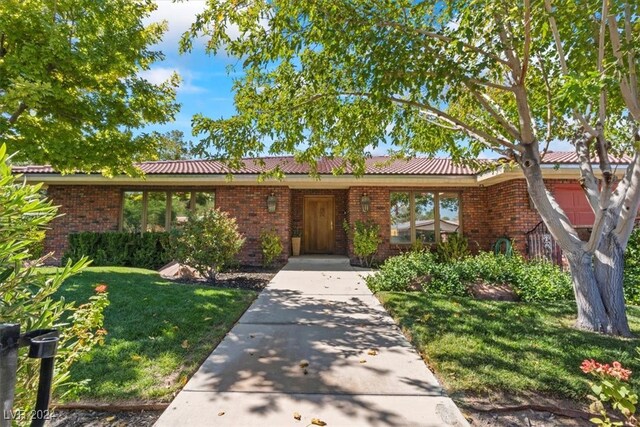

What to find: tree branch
left=597, top=0, right=608, bottom=127
left=8, top=102, right=28, bottom=125
left=544, top=0, right=599, bottom=136
left=608, top=12, right=640, bottom=121
left=464, top=82, right=521, bottom=141
left=624, top=2, right=638, bottom=107
left=295, top=91, right=524, bottom=153
left=575, top=133, right=600, bottom=212
left=386, top=95, right=524, bottom=152
left=614, top=149, right=640, bottom=246
left=377, top=20, right=512, bottom=67
left=520, top=0, right=532, bottom=84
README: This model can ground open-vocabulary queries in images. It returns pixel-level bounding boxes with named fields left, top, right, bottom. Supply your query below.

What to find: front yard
left=378, top=292, right=640, bottom=403
left=54, top=267, right=258, bottom=402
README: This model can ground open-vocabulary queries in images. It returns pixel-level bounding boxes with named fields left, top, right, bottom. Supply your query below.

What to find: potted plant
left=291, top=229, right=301, bottom=256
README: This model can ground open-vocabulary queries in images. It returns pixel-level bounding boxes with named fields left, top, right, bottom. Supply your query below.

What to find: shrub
left=260, top=228, right=283, bottom=268
left=169, top=209, right=245, bottom=281
left=0, top=144, right=108, bottom=425
left=366, top=250, right=573, bottom=302
left=625, top=227, right=640, bottom=305
left=365, top=250, right=434, bottom=292
left=344, top=219, right=382, bottom=267
left=64, top=231, right=171, bottom=270
left=435, top=233, right=470, bottom=262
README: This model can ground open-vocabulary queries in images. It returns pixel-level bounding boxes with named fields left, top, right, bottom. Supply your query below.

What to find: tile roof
left=12, top=156, right=477, bottom=176
left=540, top=151, right=633, bottom=164
left=11, top=152, right=633, bottom=177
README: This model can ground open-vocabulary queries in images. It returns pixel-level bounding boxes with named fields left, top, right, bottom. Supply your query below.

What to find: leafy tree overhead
left=0, top=0, right=179, bottom=174
left=185, top=0, right=640, bottom=335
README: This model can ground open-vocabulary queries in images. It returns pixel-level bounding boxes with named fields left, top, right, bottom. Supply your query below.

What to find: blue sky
left=141, top=1, right=238, bottom=140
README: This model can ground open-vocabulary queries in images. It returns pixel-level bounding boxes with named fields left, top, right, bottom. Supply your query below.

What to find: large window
left=121, top=190, right=215, bottom=232
left=390, top=191, right=461, bottom=244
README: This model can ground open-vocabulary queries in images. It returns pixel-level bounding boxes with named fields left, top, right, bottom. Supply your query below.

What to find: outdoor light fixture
left=361, top=193, right=371, bottom=213
left=267, top=192, right=277, bottom=213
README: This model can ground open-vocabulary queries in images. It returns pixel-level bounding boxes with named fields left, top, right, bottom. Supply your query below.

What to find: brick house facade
left=17, top=153, right=628, bottom=267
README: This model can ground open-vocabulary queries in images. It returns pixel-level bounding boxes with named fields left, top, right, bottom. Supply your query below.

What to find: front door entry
left=303, top=196, right=335, bottom=254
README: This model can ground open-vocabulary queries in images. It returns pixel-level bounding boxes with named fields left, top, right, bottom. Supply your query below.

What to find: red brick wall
left=483, top=179, right=582, bottom=254
left=290, top=189, right=348, bottom=255
left=215, top=186, right=291, bottom=265
left=43, top=178, right=593, bottom=267
left=44, top=185, right=122, bottom=262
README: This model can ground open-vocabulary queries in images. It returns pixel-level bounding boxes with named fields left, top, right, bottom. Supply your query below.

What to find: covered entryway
left=303, top=195, right=335, bottom=254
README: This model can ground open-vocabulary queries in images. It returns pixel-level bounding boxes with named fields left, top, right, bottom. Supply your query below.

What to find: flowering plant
left=581, top=359, right=637, bottom=426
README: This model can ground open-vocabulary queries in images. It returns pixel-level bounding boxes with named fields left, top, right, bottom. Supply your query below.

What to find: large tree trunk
left=519, top=145, right=632, bottom=336
left=564, top=233, right=631, bottom=336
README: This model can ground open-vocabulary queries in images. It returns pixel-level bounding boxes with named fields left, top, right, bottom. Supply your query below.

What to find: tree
left=0, top=0, right=179, bottom=174
left=152, top=130, right=195, bottom=161
left=185, top=0, right=640, bottom=335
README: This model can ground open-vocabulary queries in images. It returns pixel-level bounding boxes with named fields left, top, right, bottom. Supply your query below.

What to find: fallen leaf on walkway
left=218, top=412, right=225, bottom=416
left=250, top=334, right=255, bottom=338
left=105, top=416, right=116, bottom=422
left=311, top=418, right=327, bottom=426
left=359, top=359, right=367, bottom=364
left=181, top=340, right=189, bottom=349
left=293, top=412, right=302, bottom=420
left=367, top=349, right=378, bottom=356
left=299, top=360, right=309, bottom=368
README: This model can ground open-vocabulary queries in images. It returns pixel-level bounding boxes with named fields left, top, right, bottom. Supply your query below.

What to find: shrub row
left=366, top=250, right=574, bottom=303
left=625, top=228, right=640, bottom=305
left=64, top=232, right=172, bottom=270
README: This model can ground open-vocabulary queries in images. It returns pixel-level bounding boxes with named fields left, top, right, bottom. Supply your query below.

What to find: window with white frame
left=121, top=190, right=215, bottom=232
left=390, top=191, right=461, bottom=244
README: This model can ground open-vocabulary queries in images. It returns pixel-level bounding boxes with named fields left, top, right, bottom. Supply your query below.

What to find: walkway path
left=155, top=257, right=468, bottom=426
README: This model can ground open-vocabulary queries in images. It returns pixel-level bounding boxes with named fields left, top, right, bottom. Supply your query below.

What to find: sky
left=141, top=1, right=573, bottom=159
left=141, top=1, right=238, bottom=140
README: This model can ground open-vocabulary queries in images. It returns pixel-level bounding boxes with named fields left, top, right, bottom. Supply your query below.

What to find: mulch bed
left=49, top=409, right=162, bottom=427
left=159, top=262, right=279, bottom=291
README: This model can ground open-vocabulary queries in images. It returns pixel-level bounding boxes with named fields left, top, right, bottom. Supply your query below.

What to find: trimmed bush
left=169, top=209, right=244, bottom=281
left=260, top=228, right=283, bottom=268
left=343, top=219, right=382, bottom=267
left=64, top=231, right=171, bottom=270
left=366, top=250, right=573, bottom=302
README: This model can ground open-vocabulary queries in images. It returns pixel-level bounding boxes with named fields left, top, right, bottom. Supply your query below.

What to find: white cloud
left=139, top=66, right=207, bottom=94
left=147, top=0, right=208, bottom=50
left=139, top=67, right=176, bottom=85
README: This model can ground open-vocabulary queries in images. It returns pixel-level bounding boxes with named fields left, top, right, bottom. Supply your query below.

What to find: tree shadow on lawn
left=55, top=269, right=257, bottom=402
left=379, top=292, right=640, bottom=401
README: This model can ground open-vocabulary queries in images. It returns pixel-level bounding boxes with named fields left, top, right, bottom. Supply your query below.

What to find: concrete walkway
left=155, top=257, right=469, bottom=426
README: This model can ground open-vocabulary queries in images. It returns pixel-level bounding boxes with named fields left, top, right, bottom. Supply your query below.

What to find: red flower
left=580, top=359, right=632, bottom=381
left=94, top=284, right=108, bottom=293
left=581, top=359, right=597, bottom=374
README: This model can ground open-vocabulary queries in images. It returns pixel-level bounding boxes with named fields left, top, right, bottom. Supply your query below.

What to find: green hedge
left=366, top=250, right=573, bottom=303
left=64, top=232, right=172, bottom=270
left=625, top=228, right=640, bottom=305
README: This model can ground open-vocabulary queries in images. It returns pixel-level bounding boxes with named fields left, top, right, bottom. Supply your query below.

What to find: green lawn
left=54, top=267, right=256, bottom=402
left=377, top=292, right=640, bottom=401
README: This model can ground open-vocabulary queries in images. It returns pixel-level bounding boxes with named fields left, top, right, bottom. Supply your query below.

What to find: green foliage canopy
left=0, top=0, right=179, bottom=174
left=183, top=0, right=638, bottom=170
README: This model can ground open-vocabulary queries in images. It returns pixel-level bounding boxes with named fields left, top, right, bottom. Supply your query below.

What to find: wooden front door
left=303, top=196, right=335, bottom=254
